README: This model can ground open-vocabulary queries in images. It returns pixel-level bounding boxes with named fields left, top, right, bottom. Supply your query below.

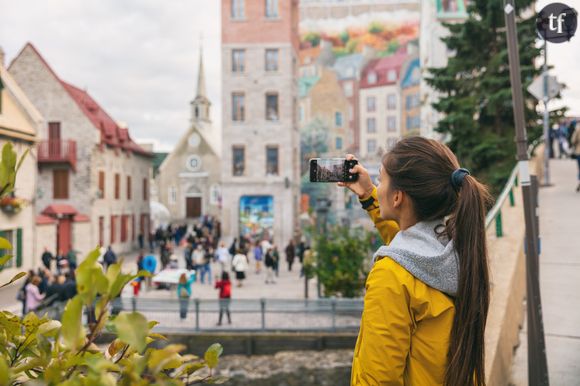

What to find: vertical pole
left=495, top=211, right=503, bottom=238
left=331, top=298, right=337, bottom=331
left=195, top=298, right=200, bottom=332
left=542, top=40, right=551, bottom=185
left=260, top=298, right=266, bottom=331
left=504, top=2, right=549, bottom=385
left=509, top=189, right=515, bottom=207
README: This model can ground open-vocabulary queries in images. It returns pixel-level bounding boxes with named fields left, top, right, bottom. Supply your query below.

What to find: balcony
left=37, top=140, right=77, bottom=171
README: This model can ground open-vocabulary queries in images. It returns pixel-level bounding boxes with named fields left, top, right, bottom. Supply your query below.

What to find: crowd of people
left=551, top=119, right=580, bottom=192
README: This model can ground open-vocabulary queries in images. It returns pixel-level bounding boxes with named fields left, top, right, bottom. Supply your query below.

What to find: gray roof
left=333, top=53, right=366, bottom=81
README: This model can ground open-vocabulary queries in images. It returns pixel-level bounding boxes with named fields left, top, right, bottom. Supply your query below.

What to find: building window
left=233, top=146, right=245, bottom=176
left=231, top=0, right=245, bottom=19
left=266, top=93, right=279, bottom=121
left=299, top=105, right=305, bottom=122
left=266, top=146, right=279, bottom=175
left=367, top=139, right=377, bottom=153
left=232, top=49, right=245, bottom=72
left=367, top=118, right=376, bottom=133
left=367, top=96, right=376, bottom=112
left=367, top=72, right=377, bottom=84
left=0, top=230, right=16, bottom=268
left=143, top=178, right=148, bottom=200
left=265, top=49, right=279, bottom=72
left=387, top=116, right=397, bottom=132
left=114, top=173, right=120, bottom=199
left=127, top=176, right=132, bottom=199
left=232, top=92, right=245, bottom=122
left=98, top=171, right=105, bottom=198
left=387, top=70, right=397, bottom=82
left=110, top=215, right=117, bottom=244
left=387, top=94, right=397, bottom=110
left=335, top=112, right=343, bottom=127
left=169, top=186, right=177, bottom=205
left=121, top=215, right=128, bottom=243
left=99, top=216, right=104, bottom=246
left=336, top=137, right=343, bottom=150
left=343, top=81, right=353, bottom=97
left=265, top=0, right=279, bottom=18
left=53, top=169, right=69, bottom=199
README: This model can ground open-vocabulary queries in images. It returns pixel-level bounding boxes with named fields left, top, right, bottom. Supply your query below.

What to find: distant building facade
left=401, top=56, right=421, bottom=137
left=220, top=0, right=300, bottom=246
left=156, top=50, right=222, bottom=221
left=9, top=43, right=152, bottom=257
left=0, top=49, right=45, bottom=283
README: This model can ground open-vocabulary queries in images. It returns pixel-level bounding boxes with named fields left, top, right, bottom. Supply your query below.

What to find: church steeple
left=191, top=44, right=211, bottom=124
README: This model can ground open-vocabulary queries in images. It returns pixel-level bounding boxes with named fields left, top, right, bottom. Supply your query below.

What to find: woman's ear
left=392, top=189, right=403, bottom=209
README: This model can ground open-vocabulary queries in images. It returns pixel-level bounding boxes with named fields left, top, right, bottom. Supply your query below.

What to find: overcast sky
left=1, top=0, right=579, bottom=152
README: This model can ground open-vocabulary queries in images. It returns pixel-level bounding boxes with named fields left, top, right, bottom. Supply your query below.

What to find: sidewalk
left=510, top=159, right=580, bottom=385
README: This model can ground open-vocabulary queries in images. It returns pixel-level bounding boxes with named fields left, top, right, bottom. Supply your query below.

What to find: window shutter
left=16, top=228, right=22, bottom=268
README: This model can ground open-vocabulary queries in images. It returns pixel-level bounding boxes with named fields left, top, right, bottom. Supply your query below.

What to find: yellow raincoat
left=351, top=187, right=455, bottom=385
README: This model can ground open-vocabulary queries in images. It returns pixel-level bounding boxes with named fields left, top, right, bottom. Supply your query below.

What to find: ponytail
left=445, top=176, right=491, bottom=386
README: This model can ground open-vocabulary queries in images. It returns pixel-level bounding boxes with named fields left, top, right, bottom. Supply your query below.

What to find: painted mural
left=239, top=195, right=274, bottom=242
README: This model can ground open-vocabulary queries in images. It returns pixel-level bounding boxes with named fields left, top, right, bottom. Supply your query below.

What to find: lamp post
left=315, top=197, right=331, bottom=298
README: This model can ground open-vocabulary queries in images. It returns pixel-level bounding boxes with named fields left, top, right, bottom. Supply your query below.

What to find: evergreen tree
left=426, top=0, right=565, bottom=193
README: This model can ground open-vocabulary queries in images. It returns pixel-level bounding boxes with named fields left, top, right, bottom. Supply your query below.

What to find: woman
left=214, top=272, right=232, bottom=326
left=231, top=249, right=249, bottom=287
left=341, top=137, right=491, bottom=385
left=264, top=248, right=276, bottom=284
left=176, top=272, right=196, bottom=320
left=25, top=275, right=45, bottom=314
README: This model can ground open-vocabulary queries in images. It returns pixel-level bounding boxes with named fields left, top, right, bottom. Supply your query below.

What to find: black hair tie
left=451, top=168, right=470, bottom=191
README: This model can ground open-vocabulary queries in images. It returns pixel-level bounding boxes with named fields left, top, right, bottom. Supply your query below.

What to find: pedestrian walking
left=571, top=126, right=580, bottom=192
left=341, top=137, right=491, bottom=385
left=41, top=248, right=53, bottom=271
left=177, top=272, right=195, bottom=320
left=216, top=242, right=231, bottom=272
left=142, top=254, right=157, bottom=290
left=264, top=248, right=276, bottom=284
left=285, top=240, right=295, bottom=272
left=271, top=245, right=280, bottom=277
left=103, top=246, right=117, bottom=270
left=184, top=243, right=194, bottom=270
left=200, top=247, right=213, bottom=284
left=231, top=249, right=249, bottom=287
left=214, top=272, right=232, bottom=326
left=253, top=241, right=263, bottom=274
left=25, top=276, right=45, bottom=314
left=192, top=244, right=205, bottom=277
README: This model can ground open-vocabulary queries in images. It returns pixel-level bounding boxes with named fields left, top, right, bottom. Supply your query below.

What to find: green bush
left=313, top=225, right=373, bottom=298
left=0, top=143, right=225, bottom=385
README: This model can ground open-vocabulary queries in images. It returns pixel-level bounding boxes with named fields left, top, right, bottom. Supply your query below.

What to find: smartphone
left=309, top=158, right=359, bottom=183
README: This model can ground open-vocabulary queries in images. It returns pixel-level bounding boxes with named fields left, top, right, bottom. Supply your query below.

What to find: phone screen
left=311, top=158, right=345, bottom=182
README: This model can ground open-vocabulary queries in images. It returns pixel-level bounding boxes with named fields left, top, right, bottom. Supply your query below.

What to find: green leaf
left=60, top=297, right=86, bottom=351
left=0, top=356, right=10, bottom=385
left=113, top=312, right=149, bottom=354
left=0, top=237, right=12, bottom=250
left=204, top=343, right=223, bottom=369
left=15, top=148, right=29, bottom=174
left=0, top=271, right=26, bottom=288
left=37, top=320, right=62, bottom=337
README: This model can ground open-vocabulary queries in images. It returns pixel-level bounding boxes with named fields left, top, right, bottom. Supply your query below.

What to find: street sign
left=536, top=2, right=577, bottom=43
left=527, top=72, right=563, bottom=101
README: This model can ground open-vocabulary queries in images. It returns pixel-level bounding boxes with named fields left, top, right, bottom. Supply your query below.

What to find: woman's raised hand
left=337, top=154, right=375, bottom=199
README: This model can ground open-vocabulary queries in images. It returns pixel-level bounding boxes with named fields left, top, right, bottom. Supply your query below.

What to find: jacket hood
left=373, top=220, right=459, bottom=296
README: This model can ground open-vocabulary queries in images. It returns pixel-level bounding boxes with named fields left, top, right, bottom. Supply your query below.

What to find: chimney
left=0, top=46, right=5, bottom=67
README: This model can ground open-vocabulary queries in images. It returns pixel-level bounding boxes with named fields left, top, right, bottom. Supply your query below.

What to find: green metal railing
left=485, top=137, right=543, bottom=237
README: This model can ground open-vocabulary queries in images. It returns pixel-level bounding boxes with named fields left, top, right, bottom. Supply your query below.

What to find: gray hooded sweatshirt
left=372, top=220, right=459, bottom=297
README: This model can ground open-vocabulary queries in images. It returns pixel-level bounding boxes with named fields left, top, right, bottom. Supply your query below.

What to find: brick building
left=220, top=0, right=300, bottom=246
left=9, top=43, right=152, bottom=257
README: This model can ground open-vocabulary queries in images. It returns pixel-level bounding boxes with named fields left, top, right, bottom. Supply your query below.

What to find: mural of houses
left=359, top=50, right=409, bottom=159
left=401, top=56, right=421, bottom=137
left=0, top=48, right=44, bottom=283
left=9, top=43, right=152, bottom=258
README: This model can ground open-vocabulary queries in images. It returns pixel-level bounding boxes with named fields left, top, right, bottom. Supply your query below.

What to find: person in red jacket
left=214, top=272, right=232, bottom=326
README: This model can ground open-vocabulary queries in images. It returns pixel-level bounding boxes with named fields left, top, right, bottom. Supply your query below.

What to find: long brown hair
left=382, top=136, right=491, bottom=386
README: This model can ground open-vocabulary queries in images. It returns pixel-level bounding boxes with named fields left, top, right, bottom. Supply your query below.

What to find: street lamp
left=315, top=197, right=331, bottom=297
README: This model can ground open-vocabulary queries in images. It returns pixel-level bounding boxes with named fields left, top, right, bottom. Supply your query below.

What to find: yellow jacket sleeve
left=352, top=258, right=412, bottom=385
left=359, top=186, right=399, bottom=245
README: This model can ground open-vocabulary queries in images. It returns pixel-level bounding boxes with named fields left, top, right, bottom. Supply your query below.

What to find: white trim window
left=265, top=0, right=279, bottom=18
left=231, top=0, right=245, bottom=19
left=169, top=186, right=177, bottom=205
